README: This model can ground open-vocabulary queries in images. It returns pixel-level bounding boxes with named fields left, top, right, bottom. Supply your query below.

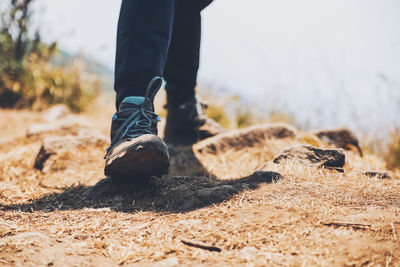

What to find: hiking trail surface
left=0, top=106, right=399, bottom=266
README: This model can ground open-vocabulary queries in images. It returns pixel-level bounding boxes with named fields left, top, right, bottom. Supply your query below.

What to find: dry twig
left=322, top=222, right=372, bottom=230
left=181, top=240, right=222, bottom=252
left=391, top=222, right=397, bottom=241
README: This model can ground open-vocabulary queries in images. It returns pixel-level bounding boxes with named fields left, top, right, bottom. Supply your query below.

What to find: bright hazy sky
left=34, top=0, right=400, bottom=132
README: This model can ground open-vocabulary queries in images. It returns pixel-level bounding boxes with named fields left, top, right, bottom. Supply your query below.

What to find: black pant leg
left=114, top=0, right=175, bottom=108
left=164, top=4, right=201, bottom=105
left=164, top=0, right=213, bottom=105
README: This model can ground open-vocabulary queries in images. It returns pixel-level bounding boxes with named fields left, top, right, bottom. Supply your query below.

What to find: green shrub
left=0, top=0, right=100, bottom=112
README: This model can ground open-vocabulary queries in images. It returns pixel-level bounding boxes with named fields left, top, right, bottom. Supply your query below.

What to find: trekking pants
left=114, top=0, right=213, bottom=108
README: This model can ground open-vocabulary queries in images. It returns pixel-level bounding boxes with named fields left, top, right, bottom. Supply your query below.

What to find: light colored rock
left=314, top=128, right=363, bottom=157
left=194, top=123, right=298, bottom=154
left=42, top=104, right=70, bottom=122
left=34, top=131, right=108, bottom=171
left=27, top=123, right=63, bottom=136
left=273, top=145, right=345, bottom=171
left=27, top=115, right=91, bottom=137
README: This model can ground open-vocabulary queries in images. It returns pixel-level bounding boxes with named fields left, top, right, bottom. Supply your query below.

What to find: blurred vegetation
left=201, top=93, right=263, bottom=129
left=203, top=92, right=297, bottom=130
left=0, top=0, right=100, bottom=112
left=384, top=129, right=400, bottom=169
left=205, top=104, right=231, bottom=129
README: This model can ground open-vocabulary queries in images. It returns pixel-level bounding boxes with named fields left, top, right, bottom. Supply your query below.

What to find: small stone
left=273, top=145, right=345, bottom=170
left=314, top=128, right=363, bottom=157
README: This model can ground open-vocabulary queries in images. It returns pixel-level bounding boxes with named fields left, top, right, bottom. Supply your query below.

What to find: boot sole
left=104, top=142, right=169, bottom=180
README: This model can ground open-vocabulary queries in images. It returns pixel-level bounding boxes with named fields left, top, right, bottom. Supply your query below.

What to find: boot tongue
left=119, top=96, right=145, bottom=111
left=118, top=96, right=156, bottom=121
left=118, top=77, right=163, bottom=112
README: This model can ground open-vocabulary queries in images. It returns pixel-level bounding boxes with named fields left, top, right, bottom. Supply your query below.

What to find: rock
left=273, top=145, right=345, bottom=171
left=314, top=128, right=363, bottom=157
left=250, top=171, right=283, bottom=183
left=363, top=171, right=391, bottom=179
left=27, top=116, right=90, bottom=137
left=194, top=123, right=297, bottom=154
left=28, top=123, right=64, bottom=137
left=42, top=104, right=70, bottom=122
left=34, top=130, right=108, bottom=171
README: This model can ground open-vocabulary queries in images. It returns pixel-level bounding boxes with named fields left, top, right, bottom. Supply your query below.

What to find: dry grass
left=384, top=130, right=400, bottom=170
left=0, top=109, right=399, bottom=266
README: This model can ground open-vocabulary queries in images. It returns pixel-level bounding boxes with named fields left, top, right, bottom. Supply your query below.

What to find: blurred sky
left=34, top=0, right=400, bottom=134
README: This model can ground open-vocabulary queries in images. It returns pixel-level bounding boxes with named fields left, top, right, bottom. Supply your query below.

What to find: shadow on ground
left=2, top=171, right=281, bottom=214
left=1, top=140, right=282, bottom=213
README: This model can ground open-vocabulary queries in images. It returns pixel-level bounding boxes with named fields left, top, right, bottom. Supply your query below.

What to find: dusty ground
left=0, top=107, right=399, bottom=266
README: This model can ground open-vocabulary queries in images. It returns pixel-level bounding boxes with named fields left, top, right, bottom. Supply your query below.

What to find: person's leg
left=163, top=3, right=201, bottom=106
left=164, top=0, right=214, bottom=105
left=114, top=0, right=175, bottom=109
left=106, top=0, right=176, bottom=179
left=163, top=0, right=225, bottom=146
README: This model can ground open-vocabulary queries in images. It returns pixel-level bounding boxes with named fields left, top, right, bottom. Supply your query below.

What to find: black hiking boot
left=104, top=77, right=169, bottom=180
left=163, top=97, right=226, bottom=146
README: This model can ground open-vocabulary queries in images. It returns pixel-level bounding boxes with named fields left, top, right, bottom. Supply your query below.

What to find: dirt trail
left=0, top=108, right=399, bottom=266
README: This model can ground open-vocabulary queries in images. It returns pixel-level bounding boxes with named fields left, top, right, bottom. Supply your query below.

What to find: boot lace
left=104, top=106, right=160, bottom=158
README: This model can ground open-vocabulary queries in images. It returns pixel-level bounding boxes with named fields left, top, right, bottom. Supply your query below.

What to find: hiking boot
left=163, top=97, right=226, bottom=146
left=104, top=77, right=169, bottom=179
